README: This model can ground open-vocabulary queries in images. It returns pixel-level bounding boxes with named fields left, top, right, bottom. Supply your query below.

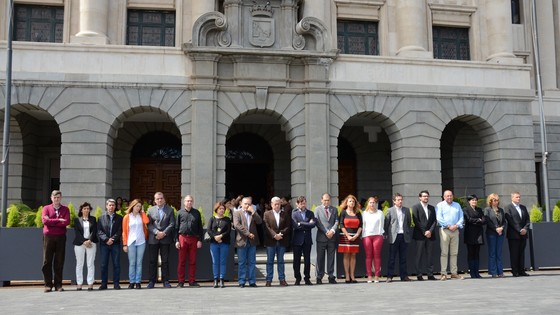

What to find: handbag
left=204, top=231, right=211, bottom=242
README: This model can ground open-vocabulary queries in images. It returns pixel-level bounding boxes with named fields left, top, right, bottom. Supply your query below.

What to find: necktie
left=109, top=215, right=113, bottom=236
left=325, top=207, right=329, bottom=218
left=158, top=208, right=163, bottom=220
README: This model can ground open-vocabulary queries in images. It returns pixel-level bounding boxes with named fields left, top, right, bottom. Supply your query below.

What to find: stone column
left=535, top=0, right=558, bottom=89
left=187, top=53, right=220, bottom=218
left=395, top=0, right=431, bottom=58
left=485, top=0, right=521, bottom=63
left=302, top=0, right=326, bottom=23
left=72, top=0, right=109, bottom=44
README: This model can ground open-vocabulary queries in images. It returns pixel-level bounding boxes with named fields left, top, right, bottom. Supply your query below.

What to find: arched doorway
left=130, top=131, right=181, bottom=209
left=226, top=133, right=273, bottom=202
left=441, top=119, right=485, bottom=199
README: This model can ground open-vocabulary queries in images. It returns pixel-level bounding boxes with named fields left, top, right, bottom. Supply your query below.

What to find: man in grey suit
left=411, top=190, right=437, bottom=280
left=315, top=193, right=338, bottom=284
left=146, top=192, right=175, bottom=288
left=384, top=193, right=412, bottom=282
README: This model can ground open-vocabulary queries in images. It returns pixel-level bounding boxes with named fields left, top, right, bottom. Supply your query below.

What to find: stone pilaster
left=192, top=0, right=216, bottom=22
left=395, top=0, right=431, bottom=58
left=187, top=53, right=220, bottom=217
left=485, top=0, right=521, bottom=63
left=71, top=0, right=109, bottom=44
left=301, top=57, right=332, bottom=201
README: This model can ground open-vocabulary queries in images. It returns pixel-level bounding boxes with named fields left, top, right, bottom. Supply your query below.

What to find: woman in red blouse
left=338, top=194, right=363, bottom=283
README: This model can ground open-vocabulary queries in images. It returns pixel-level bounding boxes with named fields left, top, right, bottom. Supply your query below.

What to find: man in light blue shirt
left=436, top=190, right=464, bottom=280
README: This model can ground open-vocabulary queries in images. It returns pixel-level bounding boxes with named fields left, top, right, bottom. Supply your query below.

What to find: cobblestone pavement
left=1, top=269, right=558, bottom=314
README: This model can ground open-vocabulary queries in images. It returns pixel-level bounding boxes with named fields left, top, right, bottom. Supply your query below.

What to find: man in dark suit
left=233, top=196, right=262, bottom=287
left=263, top=196, right=291, bottom=287
left=504, top=191, right=531, bottom=277
left=146, top=192, right=176, bottom=288
left=411, top=190, right=437, bottom=281
left=291, top=196, right=316, bottom=285
left=315, top=193, right=339, bottom=284
left=384, top=193, right=412, bottom=282
left=97, top=199, right=123, bottom=290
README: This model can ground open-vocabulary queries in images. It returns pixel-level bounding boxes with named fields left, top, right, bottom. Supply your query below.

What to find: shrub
left=7, top=203, right=36, bottom=227
left=35, top=206, right=44, bottom=228
left=68, top=202, right=77, bottom=228
left=94, top=206, right=103, bottom=219
left=553, top=205, right=560, bottom=223
left=382, top=200, right=390, bottom=216
left=7, top=205, right=21, bottom=227
left=530, top=204, right=543, bottom=223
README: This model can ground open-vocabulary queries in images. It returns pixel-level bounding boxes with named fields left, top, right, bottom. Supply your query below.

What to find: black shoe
left=248, top=283, right=257, bottom=287
left=163, top=282, right=172, bottom=288
left=304, top=280, right=313, bottom=285
left=417, top=276, right=424, bottom=281
left=98, top=285, right=108, bottom=290
left=316, top=278, right=323, bottom=285
left=219, top=279, right=225, bottom=288
left=520, top=272, right=530, bottom=277
left=189, top=282, right=201, bottom=287
left=44, top=287, right=52, bottom=293
left=55, top=287, right=64, bottom=292
left=328, top=278, right=337, bottom=284
left=213, top=279, right=219, bottom=288
left=135, top=283, right=141, bottom=289
left=114, top=285, right=121, bottom=290
left=177, top=282, right=184, bottom=288
left=76, top=287, right=82, bottom=291
left=238, top=283, right=245, bottom=288
left=427, top=275, right=437, bottom=280
left=294, top=279, right=301, bottom=286
left=146, top=282, right=155, bottom=289
left=386, top=277, right=393, bottom=283
left=87, top=287, right=93, bottom=291
left=128, top=283, right=134, bottom=289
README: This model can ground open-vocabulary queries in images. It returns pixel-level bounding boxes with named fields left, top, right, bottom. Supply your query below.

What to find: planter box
left=530, top=222, right=560, bottom=270
left=0, top=228, right=234, bottom=284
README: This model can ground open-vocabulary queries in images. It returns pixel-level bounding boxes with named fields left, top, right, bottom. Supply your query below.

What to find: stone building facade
left=0, top=0, right=557, bottom=217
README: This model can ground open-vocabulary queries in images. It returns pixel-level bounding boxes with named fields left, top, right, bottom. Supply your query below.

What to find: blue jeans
left=210, top=242, right=229, bottom=280
left=266, top=242, right=286, bottom=281
left=100, top=242, right=121, bottom=285
left=127, top=241, right=146, bottom=283
left=237, top=244, right=256, bottom=285
left=487, top=233, right=504, bottom=276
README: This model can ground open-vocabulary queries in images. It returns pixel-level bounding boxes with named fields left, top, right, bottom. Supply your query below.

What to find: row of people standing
left=463, top=192, right=531, bottom=278
left=41, top=189, right=531, bottom=292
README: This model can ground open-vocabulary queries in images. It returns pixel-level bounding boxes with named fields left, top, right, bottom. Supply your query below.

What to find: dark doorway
left=226, top=133, right=273, bottom=202
left=338, top=137, right=357, bottom=200
left=130, top=131, right=181, bottom=209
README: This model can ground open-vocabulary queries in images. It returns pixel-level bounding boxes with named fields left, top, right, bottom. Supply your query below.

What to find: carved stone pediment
left=190, top=0, right=330, bottom=52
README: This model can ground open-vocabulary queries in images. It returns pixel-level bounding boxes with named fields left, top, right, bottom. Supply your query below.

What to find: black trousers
left=292, top=241, right=312, bottom=281
left=148, top=243, right=170, bottom=283
left=42, top=235, right=66, bottom=289
left=508, top=237, right=527, bottom=275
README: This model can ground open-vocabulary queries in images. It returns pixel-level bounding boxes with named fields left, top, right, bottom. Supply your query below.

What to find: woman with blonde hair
left=362, top=196, right=384, bottom=283
left=484, top=193, right=507, bottom=278
left=122, top=199, right=149, bottom=289
left=338, top=194, right=362, bottom=283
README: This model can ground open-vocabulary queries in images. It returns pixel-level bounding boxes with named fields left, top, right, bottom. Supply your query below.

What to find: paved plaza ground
left=1, top=268, right=558, bottom=314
